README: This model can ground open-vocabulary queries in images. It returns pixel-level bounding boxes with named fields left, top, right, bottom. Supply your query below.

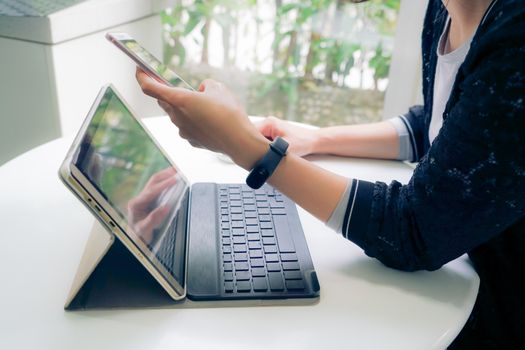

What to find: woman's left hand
left=136, top=68, right=269, bottom=170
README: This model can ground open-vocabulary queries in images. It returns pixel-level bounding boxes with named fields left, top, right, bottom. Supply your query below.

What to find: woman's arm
left=255, top=116, right=401, bottom=160
left=137, top=71, right=349, bottom=223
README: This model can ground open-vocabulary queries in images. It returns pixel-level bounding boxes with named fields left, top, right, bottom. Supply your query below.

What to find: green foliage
left=161, top=0, right=400, bottom=120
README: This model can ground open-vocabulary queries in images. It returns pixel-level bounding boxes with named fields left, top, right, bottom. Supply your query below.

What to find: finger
left=198, top=78, right=223, bottom=93
left=136, top=68, right=191, bottom=107
left=254, top=116, right=278, bottom=140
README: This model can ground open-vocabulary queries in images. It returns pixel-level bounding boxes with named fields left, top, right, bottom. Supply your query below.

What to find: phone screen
left=119, top=39, right=194, bottom=90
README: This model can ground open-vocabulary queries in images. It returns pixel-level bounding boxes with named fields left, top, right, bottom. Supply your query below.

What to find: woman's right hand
left=255, top=116, right=319, bottom=157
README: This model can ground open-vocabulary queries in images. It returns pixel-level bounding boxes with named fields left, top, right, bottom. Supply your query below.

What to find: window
left=162, top=0, right=400, bottom=126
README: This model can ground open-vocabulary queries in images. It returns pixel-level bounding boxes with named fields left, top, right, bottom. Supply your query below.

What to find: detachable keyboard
left=219, top=184, right=307, bottom=294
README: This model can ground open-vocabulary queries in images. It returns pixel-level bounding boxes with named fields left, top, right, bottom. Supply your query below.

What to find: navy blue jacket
left=341, top=1, right=525, bottom=347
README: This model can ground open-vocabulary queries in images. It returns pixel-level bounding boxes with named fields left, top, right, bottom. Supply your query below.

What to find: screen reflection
left=74, top=87, right=188, bottom=284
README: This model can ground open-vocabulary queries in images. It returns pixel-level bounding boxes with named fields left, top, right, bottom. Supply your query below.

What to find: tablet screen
left=73, top=87, right=188, bottom=286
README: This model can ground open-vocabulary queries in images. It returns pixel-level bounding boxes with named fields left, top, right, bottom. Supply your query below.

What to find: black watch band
left=246, top=137, right=289, bottom=189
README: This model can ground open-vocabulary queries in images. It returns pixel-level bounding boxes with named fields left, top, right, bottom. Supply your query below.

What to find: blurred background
left=0, top=0, right=426, bottom=165
left=160, top=0, right=399, bottom=126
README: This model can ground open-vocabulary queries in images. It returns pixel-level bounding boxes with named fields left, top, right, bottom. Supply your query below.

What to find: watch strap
left=246, top=137, right=289, bottom=189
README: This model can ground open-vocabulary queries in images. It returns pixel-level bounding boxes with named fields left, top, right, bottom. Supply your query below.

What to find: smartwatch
left=246, top=137, right=289, bottom=189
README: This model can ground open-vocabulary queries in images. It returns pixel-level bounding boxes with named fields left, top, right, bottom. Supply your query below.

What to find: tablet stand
left=65, top=221, right=182, bottom=310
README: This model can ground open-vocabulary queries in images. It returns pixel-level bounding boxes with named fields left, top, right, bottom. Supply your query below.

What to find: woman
left=137, top=0, right=525, bottom=347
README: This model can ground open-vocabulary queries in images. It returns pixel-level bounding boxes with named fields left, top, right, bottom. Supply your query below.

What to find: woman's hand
left=255, top=116, right=319, bottom=157
left=136, top=68, right=269, bottom=170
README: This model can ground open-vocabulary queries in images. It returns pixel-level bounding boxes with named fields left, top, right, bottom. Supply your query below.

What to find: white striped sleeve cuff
left=325, top=179, right=353, bottom=234
left=388, top=116, right=415, bottom=162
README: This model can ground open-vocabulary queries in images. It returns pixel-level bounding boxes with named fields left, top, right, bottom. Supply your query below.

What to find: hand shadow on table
left=337, top=257, right=476, bottom=309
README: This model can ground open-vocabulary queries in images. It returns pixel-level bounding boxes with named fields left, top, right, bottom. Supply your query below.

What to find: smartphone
left=106, top=32, right=194, bottom=90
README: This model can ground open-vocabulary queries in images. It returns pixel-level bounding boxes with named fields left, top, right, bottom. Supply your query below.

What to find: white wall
left=0, top=38, right=62, bottom=165
left=0, top=15, right=163, bottom=165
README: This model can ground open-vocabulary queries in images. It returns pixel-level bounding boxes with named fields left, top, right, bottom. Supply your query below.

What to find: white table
left=0, top=117, right=479, bottom=350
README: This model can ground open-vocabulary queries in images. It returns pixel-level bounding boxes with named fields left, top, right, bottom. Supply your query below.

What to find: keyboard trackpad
left=187, top=183, right=221, bottom=300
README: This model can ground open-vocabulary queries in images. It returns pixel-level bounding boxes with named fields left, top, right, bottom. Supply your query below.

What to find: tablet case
left=65, top=221, right=182, bottom=310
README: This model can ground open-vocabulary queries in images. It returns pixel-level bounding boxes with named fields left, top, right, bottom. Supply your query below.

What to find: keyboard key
left=264, top=245, right=277, bottom=253
left=221, top=222, right=230, bottom=229
left=248, top=242, right=262, bottom=250
left=268, top=272, right=285, bottom=291
left=234, top=244, right=247, bottom=253
left=222, top=237, right=231, bottom=245
left=244, top=211, right=257, bottom=218
left=267, top=263, right=281, bottom=272
left=220, top=201, right=228, bottom=209
left=258, top=208, right=270, bottom=215
left=233, top=236, right=246, bottom=244
left=230, top=194, right=241, bottom=200
left=223, top=245, right=232, bottom=253
left=271, top=208, right=287, bottom=215
left=230, top=207, right=242, bottom=214
left=284, top=271, right=302, bottom=280
left=246, top=226, right=259, bottom=233
left=282, top=262, right=300, bottom=271
left=221, top=208, right=229, bottom=215
left=243, top=198, right=255, bottom=205
left=230, top=200, right=242, bottom=208
left=221, top=215, right=229, bottom=222
left=249, top=250, right=263, bottom=259
left=234, top=253, right=248, bottom=261
left=273, top=216, right=296, bottom=253
left=251, top=267, right=266, bottom=277
left=232, top=228, right=245, bottom=236
left=245, top=218, right=258, bottom=226
left=231, top=221, right=244, bottom=228
left=259, top=215, right=271, bottom=222
left=223, top=254, right=232, bottom=262
left=269, top=200, right=285, bottom=209
left=252, top=277, right=268, bottom=292
left=244, top=204, right=257, bottom=211
left=247, top=233, right=260, bottom=241
left=262, top=237, right=276, bottom=245
left=265, top=254, right=278, bottom=262
left=280, top=253, right=298, bottom=262
left=257, top=201, right=269, bottom=208
left=225, top=282, right=234, bottom=293
left=260, top=222, right=273, bottom=229
left=285, top=280, right=305, bottom=290
left=221, top=230, right=230, bottom=238
left=235, top=262, right=249, bottom=271
left=236, top=281, right=252, bottom=292
left=255, top=194, right=266, bottom=201
left=224, top=272, right=234, bottom=281
left=235, top=271, right=251, bottom=280
left=224, top=263, right=233, bottom=271
left=261, top=229, right=275, bottom=237
left=250, top=258, right=264, bottom=267
left=231, top=214, right=243, bottom=221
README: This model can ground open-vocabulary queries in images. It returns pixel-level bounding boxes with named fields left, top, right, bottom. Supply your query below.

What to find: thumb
left=136, top=68, right=192, bottom=106
left=253, top=116, right=280, bottom=140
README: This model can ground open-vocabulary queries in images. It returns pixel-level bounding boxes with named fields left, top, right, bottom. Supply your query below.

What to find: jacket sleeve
left=397, top=106, right=426, bottom=162
left=341, top=21, right=525, bottom=271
